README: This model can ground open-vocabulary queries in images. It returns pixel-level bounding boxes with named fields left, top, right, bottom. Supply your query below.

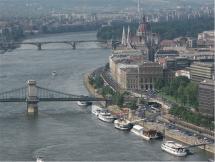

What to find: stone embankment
left=83, top=69, right=214, bottom=154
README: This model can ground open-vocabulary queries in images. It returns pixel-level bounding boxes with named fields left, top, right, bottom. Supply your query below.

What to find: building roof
left=160, top=40, right=177, bottom=47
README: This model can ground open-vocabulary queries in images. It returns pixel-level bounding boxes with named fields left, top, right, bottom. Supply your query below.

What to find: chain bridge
left=0, top=80, right=109, bottom=114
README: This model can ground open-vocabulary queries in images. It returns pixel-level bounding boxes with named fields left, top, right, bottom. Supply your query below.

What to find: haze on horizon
left=0, top=0, right=213, bottom=17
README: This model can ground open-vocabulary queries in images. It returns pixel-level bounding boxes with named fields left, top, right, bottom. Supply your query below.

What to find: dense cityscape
left=0, top=0, right=214, bottom=161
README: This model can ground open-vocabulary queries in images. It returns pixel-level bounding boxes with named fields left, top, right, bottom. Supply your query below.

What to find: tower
left=137, top=0, right=140, bottom=13
left=127, top=26, right=132, bottom=48
left=121, top=26, right=127, bottom=46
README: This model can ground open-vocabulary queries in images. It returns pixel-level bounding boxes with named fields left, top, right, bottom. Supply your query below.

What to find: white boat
left=91, top=105, right=103, bottom=116
left=36, top=157, right=44, bottom=162
left=114, top=118, right=133, bottom=131
left=52, top=71, right=57, bottom=76
left=98, top=109, right=115, bottom=123
left=131, top=125, right=160, bottom=141
left=161, top=141, right=188, bottom=157
left=77, top=101, right=88, bottom=106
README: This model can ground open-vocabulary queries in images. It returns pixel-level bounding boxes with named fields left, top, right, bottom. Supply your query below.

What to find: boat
left=36, top=157, right=44, bottom=162
left=114, top=118, right=133, bottom=131
left=77, top=101, right=88, bottom=106
left=91, top=105, right=103, bottom=116
left=98, top=109, right=115, bottom=123
left=161, top=141, right=188, bottom=157
left=51, top=71, right=57, bottom=76
left=131, top=125, right=161, bottom=140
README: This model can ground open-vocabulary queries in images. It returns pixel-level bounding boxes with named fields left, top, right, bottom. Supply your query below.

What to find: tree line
left=170, top=105, right=214, bottom=130
left=97, top=17, right=214, bottom=41
left=155, top=76, right=199, bottom=108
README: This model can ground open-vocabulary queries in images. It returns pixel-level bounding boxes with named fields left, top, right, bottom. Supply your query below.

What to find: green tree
left=94, top=75, right=104, bottom=89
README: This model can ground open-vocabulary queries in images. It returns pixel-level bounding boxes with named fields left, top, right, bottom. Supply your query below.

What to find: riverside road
left=0, top=31, right=211, bottom=161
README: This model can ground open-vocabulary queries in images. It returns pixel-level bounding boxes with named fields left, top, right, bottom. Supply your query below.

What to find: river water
left=0, top=32, right=211, bottom=161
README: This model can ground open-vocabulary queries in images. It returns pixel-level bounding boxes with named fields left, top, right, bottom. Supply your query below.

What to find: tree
left=155, top=78, right=165, bottom=90
left=112, top=93, right=124, bottom=107
left=177, top=85, right=187, bottom=105
left=185, top=82, right=199, bottom=108
left=128, top=99, right=138, bottom=110
left=94, top=75, right=104, bottom=89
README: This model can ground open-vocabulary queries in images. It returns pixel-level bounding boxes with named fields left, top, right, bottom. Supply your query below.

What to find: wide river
left=0, top=32, right=211, bottom=161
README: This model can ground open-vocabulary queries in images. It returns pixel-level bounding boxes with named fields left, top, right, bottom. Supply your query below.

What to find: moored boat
left=98, top=109, right=115, bottom=123
left=36, top=157, right=44, bottom=162
left=91, top=104, right=103, bottom=116
left=131, top=125, right=161, bottom=140
left=161, top=141, right=188, bottom=157
left=114, top=118, right=133, bottom=131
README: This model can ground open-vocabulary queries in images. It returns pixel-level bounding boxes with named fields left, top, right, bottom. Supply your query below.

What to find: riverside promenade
left=83, top=68, right=214, bottom=154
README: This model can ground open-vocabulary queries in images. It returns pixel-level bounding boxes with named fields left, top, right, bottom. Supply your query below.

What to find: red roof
left=160, top=40, right=177, bottom=47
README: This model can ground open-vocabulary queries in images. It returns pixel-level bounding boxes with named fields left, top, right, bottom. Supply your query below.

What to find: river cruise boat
left=91, top=105, right=103, bottom=116
left=131, top=125, right=161, bottom=141
left=98, top=109, right=115, bottom=123
left=114, top=118, right=133, bottom=131
left=161, top=141, right=188, bottom=157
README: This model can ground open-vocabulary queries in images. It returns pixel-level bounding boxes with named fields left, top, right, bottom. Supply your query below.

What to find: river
left=0, top=31, right=211, bottom=161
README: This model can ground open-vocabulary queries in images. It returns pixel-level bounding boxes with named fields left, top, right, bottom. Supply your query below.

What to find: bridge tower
left=26, top=80, right=39, bottom=115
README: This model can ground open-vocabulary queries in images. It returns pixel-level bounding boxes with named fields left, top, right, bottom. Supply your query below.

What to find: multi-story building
left=190, top=62, right=214, bottom=83
left=198, top=79, right=215, bottom=117
left=109, top=54, right=144, bottom=81
left=117, top=62, right=163, bottom=91
left=154, top=50, right=179, bottom=62
left=109, top=53, right=163, bottom=91
left=197, top=30, right=214, bottom=48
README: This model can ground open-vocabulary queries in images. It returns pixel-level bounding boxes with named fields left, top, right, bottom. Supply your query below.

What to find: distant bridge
left=0, top=80, right=110, bottom=114
left=8, top=40, right=120, bottom=50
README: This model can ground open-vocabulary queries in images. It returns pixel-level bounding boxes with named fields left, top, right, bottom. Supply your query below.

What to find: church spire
left=121, top=26, right=126, bottom=46
left=127, top=26, right=132, bottom=48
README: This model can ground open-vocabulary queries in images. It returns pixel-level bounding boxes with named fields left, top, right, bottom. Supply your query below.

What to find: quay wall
left=83, top=69, right=214, bottom=154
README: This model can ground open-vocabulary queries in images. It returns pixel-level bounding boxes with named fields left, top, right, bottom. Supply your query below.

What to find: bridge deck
left=0, top=97, right=108, bottom=102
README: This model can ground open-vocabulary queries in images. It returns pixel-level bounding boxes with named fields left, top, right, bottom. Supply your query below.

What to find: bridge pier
left=26, top=80, right=39, bottom=115
left=72, top=42, right=76, bottom=50
left=27, top=102, right=38, bottom=114
left=37, top=43, right=42, bottom=50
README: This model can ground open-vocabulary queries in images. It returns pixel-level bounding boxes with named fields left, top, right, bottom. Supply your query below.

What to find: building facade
left=190, top=62, right=214, bottom=83
left=119, top=62, right=163, bottom=91
left=198, top=79, right=215, bottom=117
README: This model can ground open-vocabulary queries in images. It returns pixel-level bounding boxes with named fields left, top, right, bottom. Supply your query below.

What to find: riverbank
left=83, top=68, right=214, bottom=155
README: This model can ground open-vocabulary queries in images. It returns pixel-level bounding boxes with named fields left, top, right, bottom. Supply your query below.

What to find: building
left=190, top=62, right=214, bottom=83
left=109, top=54, right=144, bottom=81
left=197, top=30, right=214, bottom=48
left=198, top=79, right=215, bottom=117
left=118, top=62, right=163, bottom=91
left=154, top=50, right=179, bottom=61
left=175, top=70, right=190, bottom=79
left=109, top=53, right=163, bottom=91
left=160, top=40, right=177, bottom=49
left=157, top=57, right=190, bottom=70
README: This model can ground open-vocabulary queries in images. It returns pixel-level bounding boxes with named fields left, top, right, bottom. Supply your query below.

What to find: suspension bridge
left=0, top=80, right=109, bottom=114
